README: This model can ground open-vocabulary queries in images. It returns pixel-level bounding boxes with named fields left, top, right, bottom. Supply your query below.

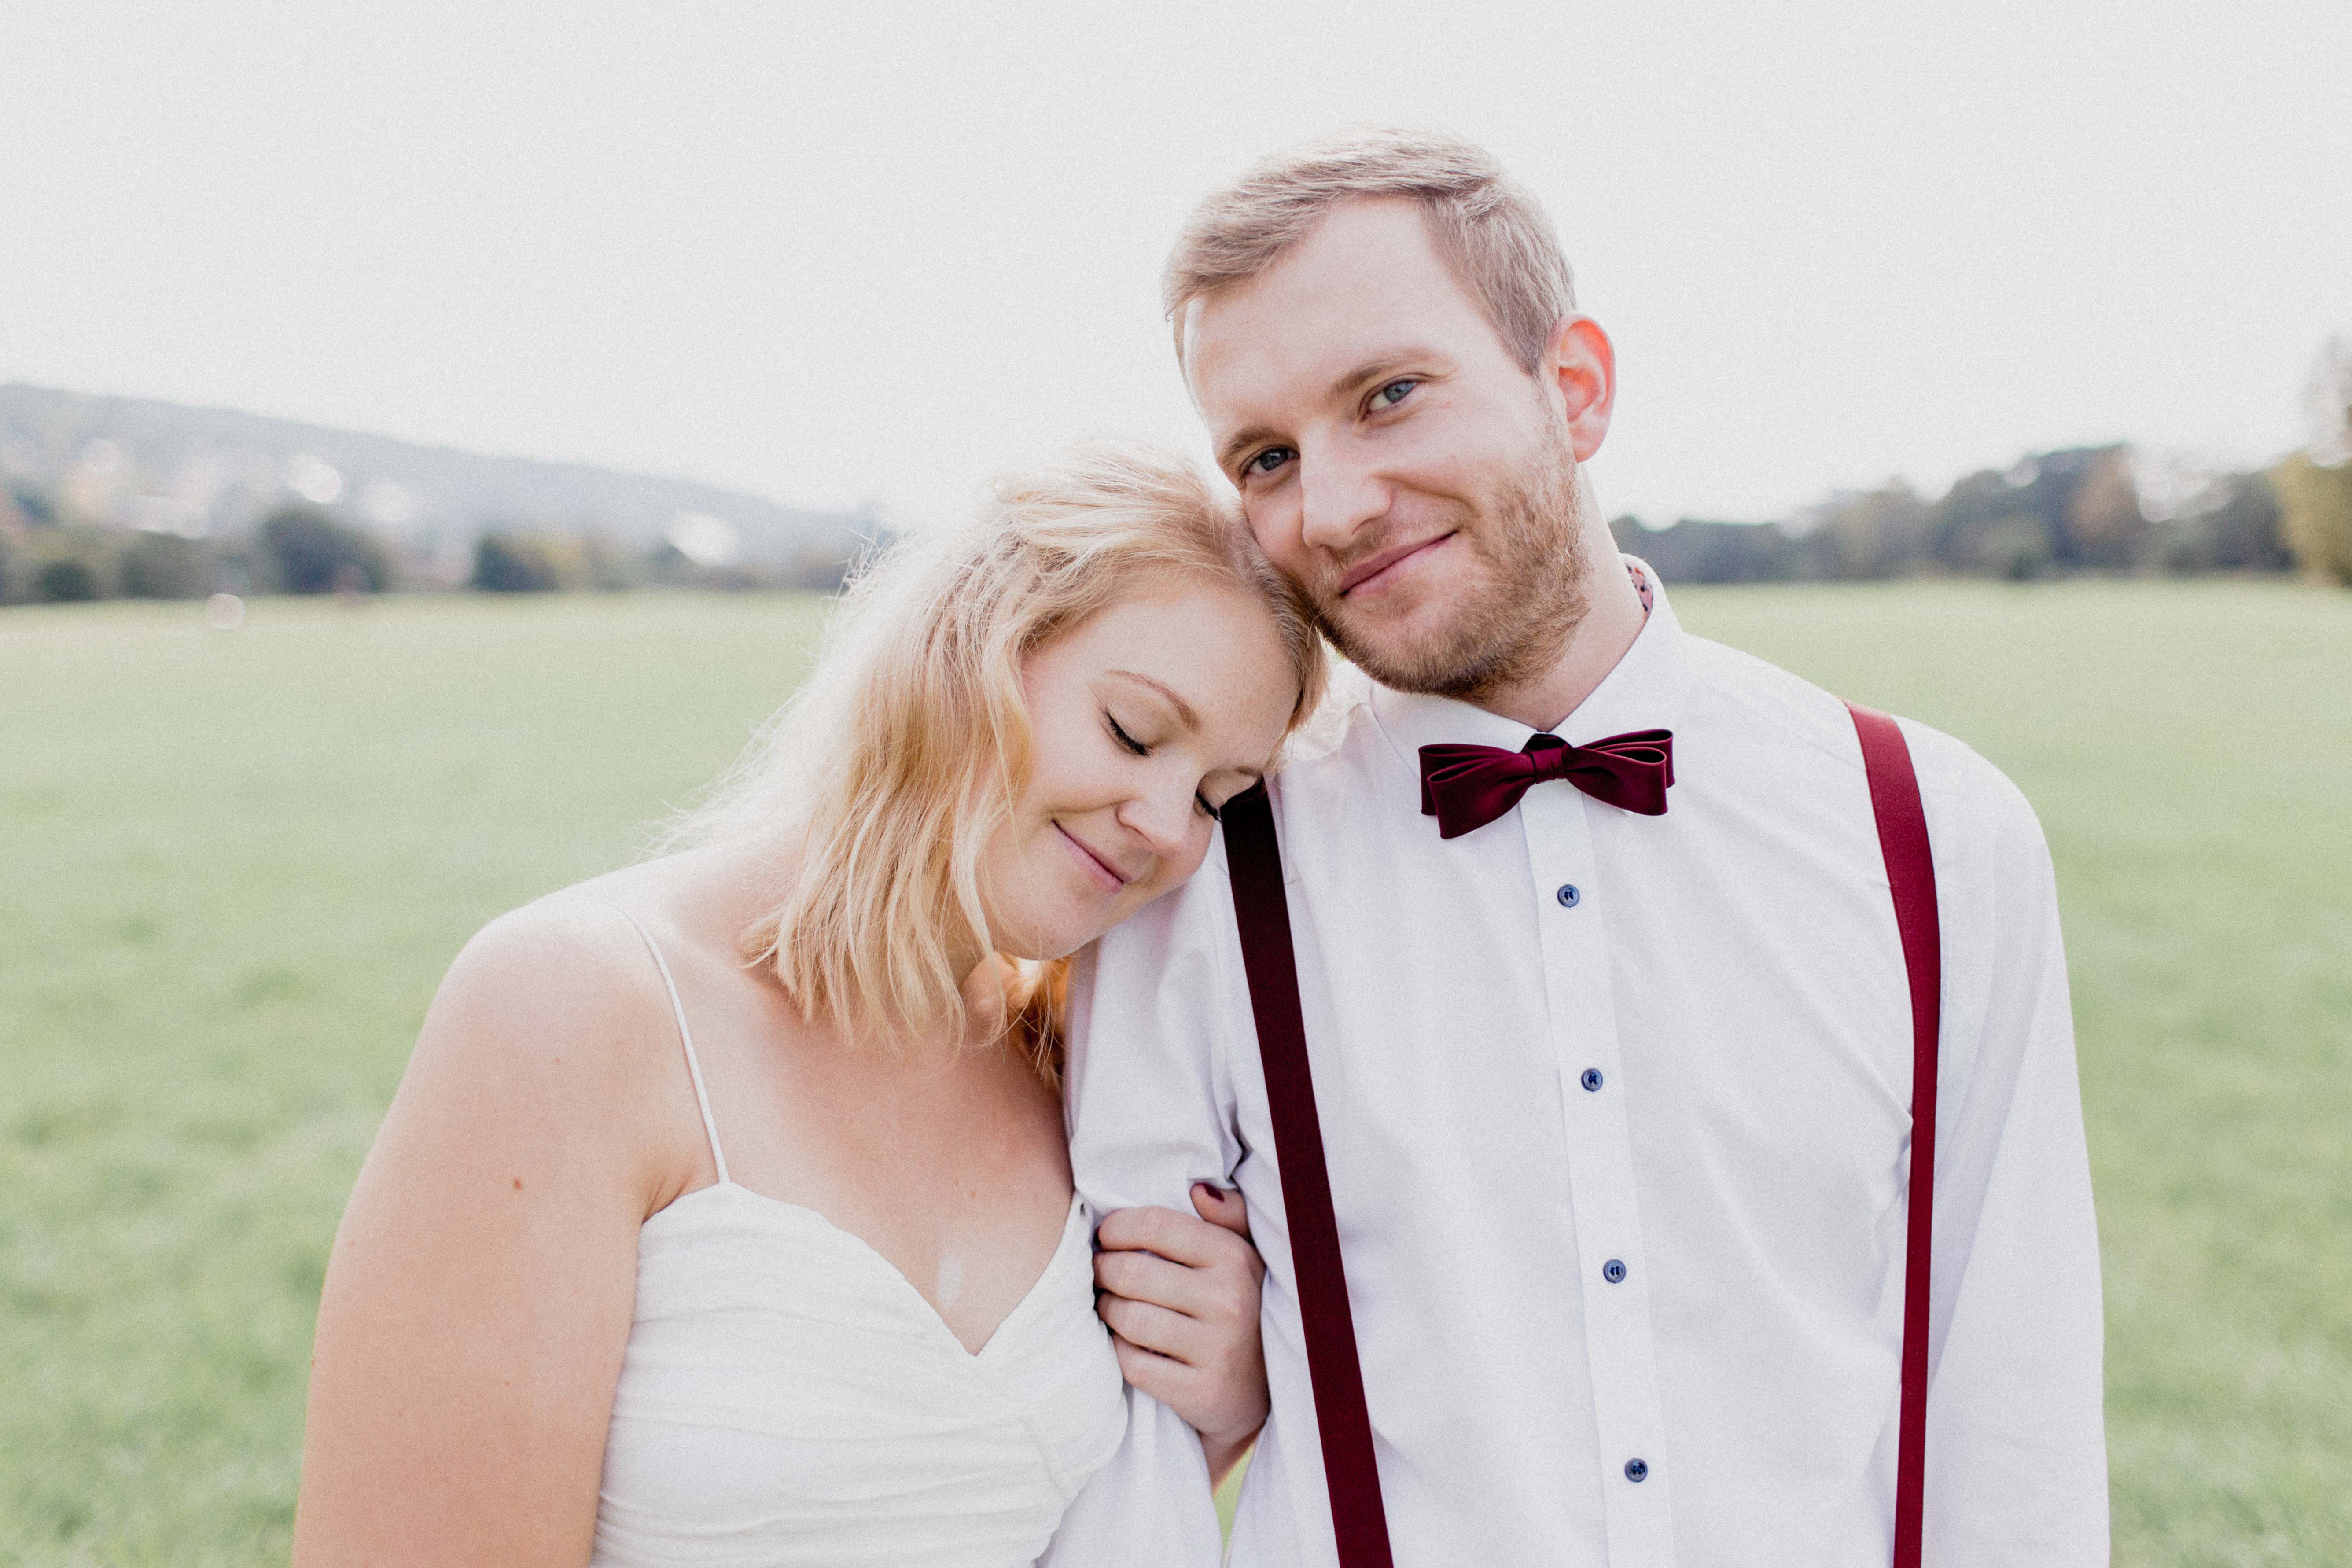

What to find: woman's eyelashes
left=1105, top=711, right=1220, bottom=821
left=1107, top=712, right=1149, bottom=757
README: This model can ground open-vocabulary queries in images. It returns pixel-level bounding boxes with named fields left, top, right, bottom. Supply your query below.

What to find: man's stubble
left=1298, top=429, right=1591, bottom=708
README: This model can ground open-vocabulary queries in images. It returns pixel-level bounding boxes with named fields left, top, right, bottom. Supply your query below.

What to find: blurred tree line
left=1612, top=445, right=2318, bottom=585
left=463, top=530, right=872, bottom=594
left=1614, top=342, right=2352, bottom=589
left=0, top=502, right=873, bottom=606
left=7, top=343, right=2352, bottom=604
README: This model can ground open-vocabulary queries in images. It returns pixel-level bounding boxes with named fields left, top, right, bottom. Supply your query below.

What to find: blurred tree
left=1804, top=482, right=1931, bottom=578
left=23, top=527, right=115, bottom=602
left=118, top=531, right=216, bottom=599
left=1931, top=469, right=2050, bottom=573
left=2279, top=340, right=2352, bottom=587
left=580, top=533, right=640, bottom=592
left=472, top=531, right=582, bottom=592
left=9, top=485, right=55, bottom=525
left=258, top=505, right=391, bottom=594
left=2279, top=457, right=2352, bottom=585
left=1970, top=515, right=2054, bottom=581
left=2150, top=471, right=2290, bottom=574
left=1609, top=514, right=1806, bottom=582
left=2061, top=447, right=2151, bottom=569
left=34, top=557, right=100, bottom=602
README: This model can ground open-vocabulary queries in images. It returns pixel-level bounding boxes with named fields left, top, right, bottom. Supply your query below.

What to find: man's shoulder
left=1678, top=630, right=2034, bottom=824
left=1678, top=630, right=1870, bottom=773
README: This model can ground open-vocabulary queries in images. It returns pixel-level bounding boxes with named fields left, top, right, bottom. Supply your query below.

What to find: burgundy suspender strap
left=1222, top=783, right=1397, bottom=1568
left=1845, top=701, right=1942, bottom=1568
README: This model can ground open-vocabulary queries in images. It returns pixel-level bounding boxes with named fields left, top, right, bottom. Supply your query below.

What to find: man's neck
left=1474, top=552, right=1649, bottom=733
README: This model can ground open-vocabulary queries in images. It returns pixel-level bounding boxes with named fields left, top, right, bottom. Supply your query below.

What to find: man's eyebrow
left=1327, top=356, right=1418, bottom=402
left=1107, top=669, right=1200, bottom=731
left=1216, top=423, right=1281, bottom=474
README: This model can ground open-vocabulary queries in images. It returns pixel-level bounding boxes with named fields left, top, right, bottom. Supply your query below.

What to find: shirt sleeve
left=1039, top=851, right=1250, bottom=1568
left=1914, top=729, right=2110, bottom=1564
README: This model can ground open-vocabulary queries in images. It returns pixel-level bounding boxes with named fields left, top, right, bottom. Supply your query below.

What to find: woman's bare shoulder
left=398, top=875, right=703, bottom=1175
left=437, top=886, right=661, bottom=1038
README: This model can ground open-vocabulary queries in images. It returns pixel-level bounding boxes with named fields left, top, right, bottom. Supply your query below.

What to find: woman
left=294, top=443, right=1328, bottom=1565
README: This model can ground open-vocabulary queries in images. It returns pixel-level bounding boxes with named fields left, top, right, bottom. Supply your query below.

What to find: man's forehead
left=1179, top=199, right=1492, bottom=417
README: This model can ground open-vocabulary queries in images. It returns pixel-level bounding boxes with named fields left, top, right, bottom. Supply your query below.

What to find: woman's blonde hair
left=669, top=441, right=1326, bottom=1077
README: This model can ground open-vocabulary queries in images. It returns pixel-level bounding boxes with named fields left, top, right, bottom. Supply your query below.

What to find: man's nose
left=1296, top=444, right=1388, bottom=555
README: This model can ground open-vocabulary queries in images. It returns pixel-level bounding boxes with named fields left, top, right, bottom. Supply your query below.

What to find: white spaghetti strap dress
left=590, top=910, right=1125, bottom=1567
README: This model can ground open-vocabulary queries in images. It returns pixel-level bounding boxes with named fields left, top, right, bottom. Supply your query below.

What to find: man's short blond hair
left=1163, top=126, right=1576, bottom=374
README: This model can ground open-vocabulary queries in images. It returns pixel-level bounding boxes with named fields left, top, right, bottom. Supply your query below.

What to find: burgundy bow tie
left=1418, top=729, right=1676, bottom=839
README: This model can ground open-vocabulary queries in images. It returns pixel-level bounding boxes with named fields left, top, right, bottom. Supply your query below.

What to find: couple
left=294, top=129, right=2109, bottom=1565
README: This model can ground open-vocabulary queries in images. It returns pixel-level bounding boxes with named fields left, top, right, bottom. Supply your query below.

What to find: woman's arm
left=293, top=904, right=687, bottom=1567
left=1092, top=1184, right=1268, bottom=1486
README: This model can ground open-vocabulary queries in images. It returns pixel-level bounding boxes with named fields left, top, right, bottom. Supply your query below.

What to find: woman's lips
left=1056, top=822, right=1129, bottom=891
left=1340, top=531, right=1455, bottom=596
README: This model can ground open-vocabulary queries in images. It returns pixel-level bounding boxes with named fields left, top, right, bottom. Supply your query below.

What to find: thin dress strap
left=608, top=905, right=731, bottom=1186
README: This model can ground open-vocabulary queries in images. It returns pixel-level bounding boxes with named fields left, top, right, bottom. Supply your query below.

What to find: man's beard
left=1305, top=434, right=1590, bottom=705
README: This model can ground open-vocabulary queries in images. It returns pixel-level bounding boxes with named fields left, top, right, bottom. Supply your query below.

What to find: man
left=1048, top=129, right=2106, bottom=1565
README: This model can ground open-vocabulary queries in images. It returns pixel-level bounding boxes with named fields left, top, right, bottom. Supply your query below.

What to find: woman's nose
left=1116, top=788, right=1193, bottom=858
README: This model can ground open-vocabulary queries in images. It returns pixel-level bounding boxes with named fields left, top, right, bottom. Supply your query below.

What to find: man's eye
left=1373, top=378, right=1417, bottom=409
left=1244, top=446, right=1294, bottom=478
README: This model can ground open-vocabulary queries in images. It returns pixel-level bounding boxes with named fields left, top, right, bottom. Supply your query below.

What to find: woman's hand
left=1092, top=1183, right=1267, bottom=1485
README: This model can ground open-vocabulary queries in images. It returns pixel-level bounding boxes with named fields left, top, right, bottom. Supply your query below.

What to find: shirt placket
left=1518, top=780, right=1679, bottom=1566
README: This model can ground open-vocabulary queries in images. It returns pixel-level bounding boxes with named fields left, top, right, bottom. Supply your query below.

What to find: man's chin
left=1327, top=626, right=1476, bottom=697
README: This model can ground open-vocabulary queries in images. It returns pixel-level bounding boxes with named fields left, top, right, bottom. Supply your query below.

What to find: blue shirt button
left=1555, top=883, right=1581, bottom=908
left=1603, top=1259, right=1627, bottom=1284
left=1581, top=1068, right=1604, bottom=1092
left=1625, top=1458, right=1649, bottom=1483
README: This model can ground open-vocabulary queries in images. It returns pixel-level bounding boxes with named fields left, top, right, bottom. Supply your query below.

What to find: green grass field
left=4, top=582, right=2347, bottom=1565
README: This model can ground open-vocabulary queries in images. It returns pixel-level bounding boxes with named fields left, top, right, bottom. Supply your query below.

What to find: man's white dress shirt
left=1042, top=564, right=2107, bottom=1567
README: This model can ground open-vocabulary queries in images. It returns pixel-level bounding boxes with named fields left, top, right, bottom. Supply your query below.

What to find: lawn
left=3, top=581, right=2346, bottom=1565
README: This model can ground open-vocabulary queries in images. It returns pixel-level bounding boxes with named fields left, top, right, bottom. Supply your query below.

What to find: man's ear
left=1542, top=314, right=1616, bottom=463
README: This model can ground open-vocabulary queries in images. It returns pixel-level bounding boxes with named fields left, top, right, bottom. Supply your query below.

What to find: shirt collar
left=1369, top=554, right=1691, bottom=769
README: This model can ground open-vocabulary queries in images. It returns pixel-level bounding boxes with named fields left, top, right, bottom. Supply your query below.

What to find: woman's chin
left=995, top=903, right=1122, bottom=965
left=997, top=929, right=1091, bottom=965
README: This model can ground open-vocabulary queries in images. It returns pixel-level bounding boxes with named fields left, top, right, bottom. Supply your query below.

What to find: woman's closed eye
left=1107, top=713, right=1222, bottom=821
left=1107, top=712, right=1150, bottom=757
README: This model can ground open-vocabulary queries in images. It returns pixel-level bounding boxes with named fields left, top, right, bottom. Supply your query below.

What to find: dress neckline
left=646, top=1183, right=1090, bottom=1361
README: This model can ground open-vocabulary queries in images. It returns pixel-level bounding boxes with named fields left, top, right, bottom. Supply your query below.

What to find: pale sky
left=6, top=0, right=2348, bottom=530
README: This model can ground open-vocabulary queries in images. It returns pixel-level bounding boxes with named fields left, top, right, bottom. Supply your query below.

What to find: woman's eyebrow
left=1107, top=670, right=1200, bottom=731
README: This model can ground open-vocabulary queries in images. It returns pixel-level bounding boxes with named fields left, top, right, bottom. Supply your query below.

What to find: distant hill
left=0, top=383, right=876, bottom=578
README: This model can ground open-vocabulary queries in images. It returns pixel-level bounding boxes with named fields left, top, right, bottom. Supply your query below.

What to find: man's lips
left=1338, top=531, right=1456, bottom=596
left=1056, top=822, right=1132, bottom=891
